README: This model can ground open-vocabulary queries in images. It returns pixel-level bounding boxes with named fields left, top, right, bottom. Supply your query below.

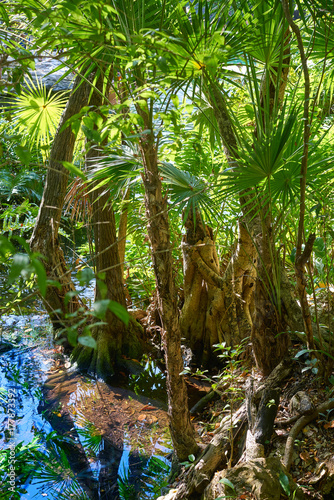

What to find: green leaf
left=290, top=247, right=296, bottom=264
left=76, top=267, right=95, bottom=286
left=14, top=145, right=32, bottom=165
left=31, top=257, right=47, bottom=297
left=218, top=478, right=236, bottom=492
left=294, top=349, right=311, bottom=359
left=78, top=335, right=97, bottom=349
left=279, top=471, right=290, bottom=496
left=157, top=56, right=169, bottom=73
left=8, top=254, right=31, bottom=283
left=62, top=161, right=87, bottom=181
left=108, top=301, right=129, bottom=325
left=81, top=125, right=101, bottom=143
left=0, top=236, right=14, bottom=258
left=92, top=300, right=110, bottom=319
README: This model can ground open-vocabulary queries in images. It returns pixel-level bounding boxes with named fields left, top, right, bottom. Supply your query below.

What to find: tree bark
left=282, top=0, right=315, bottom=352
left=163, top=358, right=292, bottom=500
left=137, top=104, right=199, bottom=461
left=204, top=23, right=292, bottom=375
left=180, top=213, right=254, bottom=366
left=30, top=75, right=90, bottom=330
left=72, top=74, right=143, bottom=378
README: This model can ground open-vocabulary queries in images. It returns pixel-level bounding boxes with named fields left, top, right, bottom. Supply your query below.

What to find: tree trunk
left=118, top=187, right=130, bottom=280
left=161, top=358, right=292, bottom=500
left=30, top=75, right=90, bottom=329
left=251, top=216, right=290, bottom=375
left=180, top=212, right=254, bottom=366
left=204, top=23, right=291, bottom=374
left=137, top=104, right=199, bottom=460
left=72, top=74, right=143, bottom=378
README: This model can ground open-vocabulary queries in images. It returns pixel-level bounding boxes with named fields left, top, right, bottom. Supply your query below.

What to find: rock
left=202, top=458, right=305, bottom=500
left=289, top=391, right=314, bottom=416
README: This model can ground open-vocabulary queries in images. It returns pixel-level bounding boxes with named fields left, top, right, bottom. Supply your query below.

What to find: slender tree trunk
left=30, top=75, right=90, bottom=329
left=73, top=74, right=143, bottom=378
left=137, top=106, right=199, bottom=460
left=282, top=0, right=315, bottom=351
left=118, top=187, right=130, bottom=280
left=204, top=24, right=292, bottom=374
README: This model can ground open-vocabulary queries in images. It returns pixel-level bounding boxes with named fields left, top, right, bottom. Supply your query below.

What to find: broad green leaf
left=157, top=56, right=169, bottom=73
left=31, top=257, right=47, bottom=297
left=0, top=236, right=14, bottom=258
left=218, top=477, right=236, bottom=491
left=93, top=299, right=110, bottom=319
left=78, top=335, right=97, bottom=349
left=108, top=301, right=129, bottom=325
left=81, top=125, right=101, bottom=143
left=77, top=267, right=95, bottom=286
left=279, top=471, right=290, bottom=496
left=294, top=348, right=312, bottom=359
left=15, top=145, right=32, bottom=165
left=8, top=254, right=31, bottom=283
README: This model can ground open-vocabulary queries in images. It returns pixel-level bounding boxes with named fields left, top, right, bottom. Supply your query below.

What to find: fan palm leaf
left=10, top=74, right=67, bottom=152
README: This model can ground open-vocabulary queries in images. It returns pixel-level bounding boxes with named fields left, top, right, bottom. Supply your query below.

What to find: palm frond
left=9, top=74, right=67, bottom=153
left=0, top=168, right=43, bottom=202
left=160, top=161, right=217, bottom=222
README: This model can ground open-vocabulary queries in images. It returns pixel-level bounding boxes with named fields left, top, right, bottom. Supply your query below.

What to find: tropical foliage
left=1, top=0, right=334, bottom=496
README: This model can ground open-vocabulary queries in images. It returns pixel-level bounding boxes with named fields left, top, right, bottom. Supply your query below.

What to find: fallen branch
left=283, top=398, right=334, bottom=471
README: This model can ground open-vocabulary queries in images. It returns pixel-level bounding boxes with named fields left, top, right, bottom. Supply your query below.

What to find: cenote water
left=0, top=314, right=172, bottom=500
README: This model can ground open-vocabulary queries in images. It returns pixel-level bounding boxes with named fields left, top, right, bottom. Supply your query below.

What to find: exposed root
left=283, top=398, right=334, bottom=471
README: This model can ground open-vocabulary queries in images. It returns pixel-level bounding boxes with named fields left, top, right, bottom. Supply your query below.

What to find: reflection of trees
left=98, top=437, right=123, bottom=499
left=38, top=388, right=100, bottom=499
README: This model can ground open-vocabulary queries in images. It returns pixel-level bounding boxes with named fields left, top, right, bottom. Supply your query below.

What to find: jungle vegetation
left=1, top=0, right=334, bottom=471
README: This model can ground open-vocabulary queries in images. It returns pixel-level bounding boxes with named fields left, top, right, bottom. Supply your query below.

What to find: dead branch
left=283, top=398, right=334, bottom=471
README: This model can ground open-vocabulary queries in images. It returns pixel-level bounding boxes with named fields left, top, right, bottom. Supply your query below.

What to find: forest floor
left=1, top=313, right=334, bottom=499
left=189, top=357, right=334, bottom=499
left=42, top=338, right=334, bottom=499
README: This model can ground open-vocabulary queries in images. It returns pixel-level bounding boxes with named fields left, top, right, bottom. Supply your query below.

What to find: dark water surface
left=0, top=314, right=172, bottom=500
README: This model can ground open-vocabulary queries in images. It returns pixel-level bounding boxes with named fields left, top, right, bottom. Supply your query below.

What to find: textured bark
left=180, top=214, right=254, bottom=365
left=205, top=25, right=292, bottom=375
left=282, top=0, right=315, bottom=352
left=245, top=383, right=280, bottom=460
left=172, top=405, right=248, bottom=500
left=295, top=233, right=316, bottom=350
left=30, top=75, right=90, bottom=329
left=138, top=105, right=199, bottom=461
left=118, top=188, right=130, bottom=280
left=251, top=219, right=290, bottom=375
left=73, top=76, right=143, bottom=378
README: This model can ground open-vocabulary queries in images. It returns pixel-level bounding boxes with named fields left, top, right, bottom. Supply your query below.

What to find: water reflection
left=0, top=315, right=172, bottom=499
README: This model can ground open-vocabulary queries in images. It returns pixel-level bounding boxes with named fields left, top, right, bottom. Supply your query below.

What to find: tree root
left=163, top=358, right=293, bottom=500
left=283, top=398, right=334, bottom=471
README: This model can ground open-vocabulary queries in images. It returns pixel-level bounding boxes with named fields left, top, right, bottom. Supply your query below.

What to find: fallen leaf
left=146, top=415, right=158, bottom=424
left=141, top=404, right=157, bottom=411
left=324, top=420, right=334, bottom=429
left=300, top=451, right=310, bottom=461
